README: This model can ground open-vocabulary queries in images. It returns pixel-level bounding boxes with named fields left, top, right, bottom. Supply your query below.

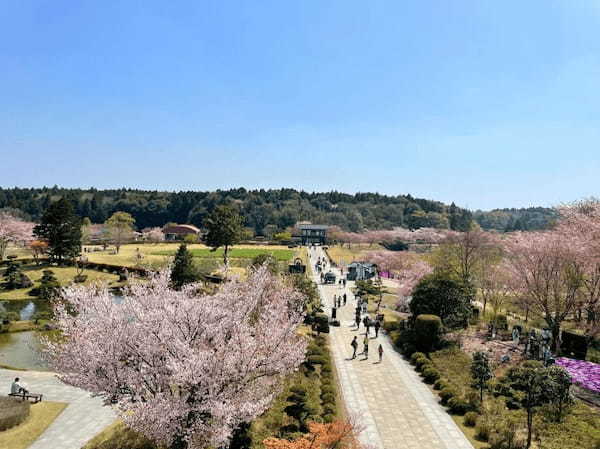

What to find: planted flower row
left=555, top=357, right=600, bottom=393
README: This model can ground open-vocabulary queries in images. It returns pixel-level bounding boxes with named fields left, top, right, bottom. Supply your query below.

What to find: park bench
left=8, top=392, right=43, bottom=403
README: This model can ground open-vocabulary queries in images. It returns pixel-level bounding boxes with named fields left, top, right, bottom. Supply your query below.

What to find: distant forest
left=0, top=187, right=558, bottom=234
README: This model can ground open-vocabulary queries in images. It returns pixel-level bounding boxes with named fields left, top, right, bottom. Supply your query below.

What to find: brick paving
left=0, top=368, right=116, bottom=449
left=309, top=247, right=473, bottom=449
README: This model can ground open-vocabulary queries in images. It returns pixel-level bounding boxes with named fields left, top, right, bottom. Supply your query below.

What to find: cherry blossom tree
left=142, top=227, right=165, bottom=244
left=0, top=212, right=34, bottom=260
left=503, top=231, right=583, bottom=351
left=43, top=265, right=307, bottom=449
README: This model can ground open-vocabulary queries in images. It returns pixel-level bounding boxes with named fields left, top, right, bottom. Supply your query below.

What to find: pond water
left=0, top=331, right=49, bottom=371
left=0, top=299, right=52, bottom=320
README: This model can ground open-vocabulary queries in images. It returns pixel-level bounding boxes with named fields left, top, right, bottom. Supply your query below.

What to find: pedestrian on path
left=355, top=315, right=360, bottom=329
left=363, top=336, right=369, bottom=359
left=374, top=320, right=381, bottom=338
left=363, top=316, right=370, bottom=336
left=343, top=279, right=347, bottom=287
left=343, top=293, right=347, bottom=305
left=351, top=336, right=358, bottom=359
left=378, top=344, right=383, bottom=362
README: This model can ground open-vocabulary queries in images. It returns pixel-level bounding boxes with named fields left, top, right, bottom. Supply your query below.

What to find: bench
left=8, top=392, right=43, bottom=403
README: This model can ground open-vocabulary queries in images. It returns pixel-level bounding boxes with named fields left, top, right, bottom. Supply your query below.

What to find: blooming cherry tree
left=0, top=212, right=34, bottom=260
left=142, top=227, right=165, bottom=243
left=43, top=266, right=307, bottom=449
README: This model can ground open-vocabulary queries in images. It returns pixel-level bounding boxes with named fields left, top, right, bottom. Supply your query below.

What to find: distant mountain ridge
left=0, top=186, right=557, bottom=234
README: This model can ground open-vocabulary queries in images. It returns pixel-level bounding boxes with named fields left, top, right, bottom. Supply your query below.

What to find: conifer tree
left=170, top=244, right=199, bottom=289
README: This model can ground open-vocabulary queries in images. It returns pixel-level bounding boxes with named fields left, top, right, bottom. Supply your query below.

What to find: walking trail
left=0, top=368, right=115, bottom=449
left=309, top=246, right=473, bottom=449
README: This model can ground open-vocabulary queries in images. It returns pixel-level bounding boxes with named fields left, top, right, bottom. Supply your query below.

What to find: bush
left=448, top=396, right=470, bottom=415
left=0, top=397, right=31, bottom=431
left=313, top=314, right=330, bottom=334
left=561, top=330, right=589, bottom=360
left=434, top=379, right=449, bottom=391
left=410, top=352, right=427, bottom=365
left=322, top=403, right=336, bottom=416
left=475, top=417, right=491, bottom=442
left=422, top=367, right=441, bottom=384
left=321, top=393, right=335, bottom=404
left=414, top=314, right=442, bottom=352
left=322, top=413, right=335, bottom=423
left=307, top=355, right=326, bottom=366
left=73, top=274, right=88, bottom=283
left=383, top=321, right=400, bottom=333
left=464, top=411, right=478, bottom=427
left=321, top=364, right=332, bottom=374
left=416, top=357, right=432, bottom=371
left=320, top=385, right=334, bottom=396
left=439, top=388, right=455, bottom=405
left=494, top=314, right=508, bottom=330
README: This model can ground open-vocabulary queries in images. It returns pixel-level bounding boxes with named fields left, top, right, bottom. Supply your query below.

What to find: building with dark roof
left=297, top=224, right=329, bottom=245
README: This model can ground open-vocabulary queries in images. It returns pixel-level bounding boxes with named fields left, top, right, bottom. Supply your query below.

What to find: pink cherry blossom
left=0, top=212, right=34, bottom=260
left=42, top=265, right=307, bottom=449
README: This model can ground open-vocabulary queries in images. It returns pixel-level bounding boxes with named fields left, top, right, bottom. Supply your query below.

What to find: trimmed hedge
left=410, top=352, right=427, bottom=365
left=422, top=367, right=440, bottom=384
left=414, top=314, right=442, bottom=352
left=448, top=396, right=470, bottom=415
left=464, top=411, right=478, bottom=427
left=0, top=396, right=31, bottom=431
left=439, top=388, right=455, bottom=405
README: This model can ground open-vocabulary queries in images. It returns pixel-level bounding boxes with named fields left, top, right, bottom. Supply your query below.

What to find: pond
left=0, top=299, right=52, bottom=320
left=0, top=331, right=49, bottom=371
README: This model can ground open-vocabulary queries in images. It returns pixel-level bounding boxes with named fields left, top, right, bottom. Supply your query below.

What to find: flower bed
left=555, top=357, right=600, bottom=393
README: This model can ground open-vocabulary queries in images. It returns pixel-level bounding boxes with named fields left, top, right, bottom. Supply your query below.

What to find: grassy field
left=0, top=264, right=119, bottom=301
left=152, top=247, right=294, bottom=261
left=0, top=401, right=67, bottom=449
left=326, top=243, right=382, bottom=266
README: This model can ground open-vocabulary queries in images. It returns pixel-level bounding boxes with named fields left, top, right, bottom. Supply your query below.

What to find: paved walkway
left=309, top=247, right=473, bottom=449
left=0, top=368, right=116, bottom=449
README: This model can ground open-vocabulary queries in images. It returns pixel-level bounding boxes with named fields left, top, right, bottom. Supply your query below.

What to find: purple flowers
left=555, top=357, right=600, bottom=393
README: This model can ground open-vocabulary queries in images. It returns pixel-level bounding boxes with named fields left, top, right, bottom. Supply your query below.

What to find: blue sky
left=1, top=1, right=599, bottom=210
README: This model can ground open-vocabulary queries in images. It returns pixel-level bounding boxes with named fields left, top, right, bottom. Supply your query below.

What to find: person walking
left=355, top=314, right=361, bottom=329
left=363, top=336, right=369, bottom=359
left=378, top=344, right=383, bottom=362
left=343, top=293, right=347, bottom=306
left=374, top=320, right=381, bottom=338
left=351, top=336, right=358, bottom=359
left=364, top=316, right=370, bottom=336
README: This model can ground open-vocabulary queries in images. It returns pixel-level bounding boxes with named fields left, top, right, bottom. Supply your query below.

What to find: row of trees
left=0, top=186, right=556, bottom=233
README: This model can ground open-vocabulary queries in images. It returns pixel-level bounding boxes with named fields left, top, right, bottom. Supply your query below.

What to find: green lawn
left=152, top=247, right=294, bottom=261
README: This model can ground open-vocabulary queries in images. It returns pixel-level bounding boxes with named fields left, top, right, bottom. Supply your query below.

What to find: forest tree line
left=0, top=186, right=557, bottom=234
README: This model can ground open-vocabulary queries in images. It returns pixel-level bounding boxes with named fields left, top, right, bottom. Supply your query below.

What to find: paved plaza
left=0, top=368, right=116, bottom=449
left=309, top=247, right=473, bottom=449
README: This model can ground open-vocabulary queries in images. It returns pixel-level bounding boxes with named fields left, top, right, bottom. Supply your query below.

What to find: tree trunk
left=224, top=245, right=229, bottom=268
left=526, top=409, right=533, bottom=448
left=551, top=324, right=561, bottom=353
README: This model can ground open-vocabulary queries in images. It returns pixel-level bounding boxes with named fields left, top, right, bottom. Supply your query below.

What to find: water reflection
left=0, top=300, right=52, bottom=320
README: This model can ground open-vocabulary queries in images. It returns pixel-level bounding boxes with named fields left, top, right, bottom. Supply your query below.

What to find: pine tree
left=170, top=244, right=199, bottom=289
left=471, top=351, right=493, bottom=402
left=34, top=198, right=82, bottom=263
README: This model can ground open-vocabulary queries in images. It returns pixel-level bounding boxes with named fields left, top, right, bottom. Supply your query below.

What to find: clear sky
left=1, top=1, right=599, bottom=210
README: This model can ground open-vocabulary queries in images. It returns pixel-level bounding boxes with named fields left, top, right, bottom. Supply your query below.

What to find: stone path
left=309, top=247, right=473, bottom=449
left=0, top=368, right=115, bottom=449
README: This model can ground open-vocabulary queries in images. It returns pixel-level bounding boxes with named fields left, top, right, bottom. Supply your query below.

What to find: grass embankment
left=0, top=401, right=67, bottom=449
left=0, top=264, right=119, bottom=301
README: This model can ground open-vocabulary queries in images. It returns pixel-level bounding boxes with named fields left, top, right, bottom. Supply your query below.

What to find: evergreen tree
left=204, top=205, right=243, bottom=267
left=34, top=198, right=82, bottom=263
left=170, top=244, right=199, bottom=289
left=471, top=351, right=493, bottom=402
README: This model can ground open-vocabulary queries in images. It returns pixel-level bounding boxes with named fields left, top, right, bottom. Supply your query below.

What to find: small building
left=297, top=224, right=329, bottom=246
left=346, top=262, right=377, bottom=281
left=163, top=224, right=202, bottom=241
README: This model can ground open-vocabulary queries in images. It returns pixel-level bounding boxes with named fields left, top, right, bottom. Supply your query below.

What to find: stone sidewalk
left=0, top=368, right=116, bottom=449
left=309, top=247, right=473, bottom=449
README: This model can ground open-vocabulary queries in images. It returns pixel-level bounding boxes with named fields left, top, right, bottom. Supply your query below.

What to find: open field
left=152, top=247, right=294, bottom=261
left=0, top=264, right=119, bottom=301
left=326, top=243, right=382, bottom=266
left=0, top=401, right=67, bottom=449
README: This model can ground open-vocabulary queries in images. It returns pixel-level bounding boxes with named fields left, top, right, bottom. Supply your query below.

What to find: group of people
left=333, top=293, right=347, bottom=308
left=351, top=335, right=383, bottom=362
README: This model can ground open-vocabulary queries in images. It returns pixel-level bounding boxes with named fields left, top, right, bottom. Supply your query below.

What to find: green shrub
left=439, top=388, right=455, bottom=405
left=307, top=355, right=326, bottom=366
left=383, top=321, right=400, bottom=333
left=0, top=397, right=31, bottom=431
left=321, top=363, right=332, bottom=374
left=475, top=417, right=491, bottom=442
left=414, top=314, right=442, bottom=352
left=494, top=314, right=508, bottom=330
left=422, top=367, right=440, bottom=384
left=448, top=396, right=469, bottom=415
left=314, top=314, right=330, bottom=334
left=415, top=357, right=431, bottom=371
left=433, top=379, right=448, bottom=391
left=410, top=352, right=427, bottom=365
left=320, top=385, right=334, bottom=396
left=323, top=413, right=335, bottom=423
left=464, top=411, right=478, bottom=427
left=505, top=397, right=521, bottom=410
left=321, top=393, right=335, bottom=404
left=322, top=403, right=336, bottom=416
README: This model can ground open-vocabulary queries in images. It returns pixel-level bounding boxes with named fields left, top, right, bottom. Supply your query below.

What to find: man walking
left=363, top=316, right=370, bottom=336
left=343, top=293, right=347, bottom=306
left=378, top=344, right=383, bottom=362
left=363, top=336, right=369, bottom=359
left=351, top=336, right=358, bottom=359
left=374, top=320, right=381, bottom=338
left=355, top=314, right=361, bottom=329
